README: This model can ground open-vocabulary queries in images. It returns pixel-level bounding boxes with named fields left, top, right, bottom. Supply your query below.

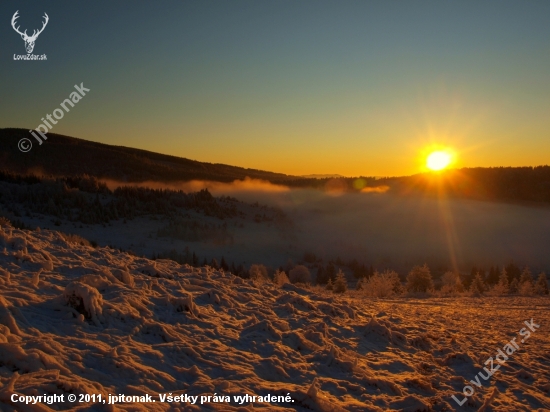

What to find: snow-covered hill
left=0, top=224, right=548, bottom=411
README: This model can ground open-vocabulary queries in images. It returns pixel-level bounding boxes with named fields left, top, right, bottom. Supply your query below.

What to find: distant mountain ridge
left=300, top=174, right=345, bottom=179
left=1, top=128, right=550, bottom=204
left=0, top=128, right=298, bottom=183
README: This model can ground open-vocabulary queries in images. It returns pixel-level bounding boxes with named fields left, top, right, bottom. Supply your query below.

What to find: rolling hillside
left=0, top=128, right=297, bottom=183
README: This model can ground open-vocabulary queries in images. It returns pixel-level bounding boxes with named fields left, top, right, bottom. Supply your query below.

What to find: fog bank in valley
left=229, top=188, right=550, bottom=273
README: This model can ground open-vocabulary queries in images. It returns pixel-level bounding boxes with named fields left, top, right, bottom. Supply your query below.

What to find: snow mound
left=63, top=281, right=103, bottom=325
left=112, top=267, right=135, bottom=287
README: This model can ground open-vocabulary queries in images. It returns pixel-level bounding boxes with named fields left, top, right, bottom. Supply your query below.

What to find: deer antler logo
left=11, top=11, right=49, bottom=54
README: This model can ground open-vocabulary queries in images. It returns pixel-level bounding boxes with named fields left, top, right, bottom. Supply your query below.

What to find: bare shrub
left=289, top=265, right=311, bottom=284
left=406, top=264, right=433, bottom=293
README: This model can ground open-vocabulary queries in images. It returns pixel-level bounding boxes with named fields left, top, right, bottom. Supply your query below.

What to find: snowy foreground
left=0, top=226, right=549, bottom=411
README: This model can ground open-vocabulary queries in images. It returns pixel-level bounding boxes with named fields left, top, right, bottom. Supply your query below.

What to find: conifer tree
left=220, top=256, right=229, bottom=271
left=535, top=273, right=549, bottom=295
left=316, top=265, right=328, bottom=284
left=509, top=278, right=519, bottom=294
left=487, top=265, right=500, bottom=285
left=464, top=266, right=477, bottom=289
left=496, top=267, right=509, bottom=294
left=469, top=272, right=485, bottom=296
left=519, top=267, right=533, bottom=285
left=326, top=262, right=336, bottom=282
left=333, top=269, right=348, bottom=294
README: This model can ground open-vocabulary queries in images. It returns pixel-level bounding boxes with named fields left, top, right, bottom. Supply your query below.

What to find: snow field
left=0, top=225, right=549, bottom=411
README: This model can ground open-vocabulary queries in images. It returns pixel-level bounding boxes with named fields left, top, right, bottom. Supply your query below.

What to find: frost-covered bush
left=249, top=264, right=268, bottom=282
left=363, top=270, right=401, bottom=297
left=440, top=271, right=463, bottom=295
left=60, top=232, right=92, bottom=247
left=406, top=264, right=433, bottom=293
left=333, top=270, right=347, bottom=294
left=289, top=265, right=311, bottom=284
left=326, top=279, right=333, bottom=291
left=273, top=269, right=290, bottom=287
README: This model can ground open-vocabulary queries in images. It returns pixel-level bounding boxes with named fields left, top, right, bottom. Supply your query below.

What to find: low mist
left=101, top=177, right=550, bottom=273
left=102, top=177, right=289, bottom=194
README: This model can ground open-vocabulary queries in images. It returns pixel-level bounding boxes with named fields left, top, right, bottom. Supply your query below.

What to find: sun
left=426, top=150, right=452, bottom=171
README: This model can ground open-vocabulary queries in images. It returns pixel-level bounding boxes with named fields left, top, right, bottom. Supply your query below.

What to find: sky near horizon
left=1, top=1, right=549, bottom=177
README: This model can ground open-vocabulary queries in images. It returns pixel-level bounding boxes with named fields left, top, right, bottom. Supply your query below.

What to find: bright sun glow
left=426, top=150, right=452, bottom=171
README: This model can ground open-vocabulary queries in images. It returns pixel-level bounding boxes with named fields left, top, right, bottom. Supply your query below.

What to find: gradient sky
left=1, top=1, right=549, bottom=177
